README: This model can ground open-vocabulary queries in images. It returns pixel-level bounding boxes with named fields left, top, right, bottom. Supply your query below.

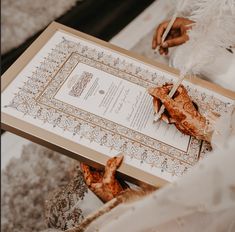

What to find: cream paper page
left=55, top=62, right=189, bottom=151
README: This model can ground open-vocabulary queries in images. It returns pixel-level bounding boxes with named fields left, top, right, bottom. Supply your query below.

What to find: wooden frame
left=2, top=22, right=235, bottom=187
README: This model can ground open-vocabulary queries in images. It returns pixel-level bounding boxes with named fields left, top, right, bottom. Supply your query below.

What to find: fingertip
left=116, top=155, right=124, bottom=165
left=163, top=51, right=168, bottom=56
left=152, top=43, right=156, bottom=49
left=148, top=87, right=156, bottom=95
left=115, top=154, right=124, bottom=163
left=159, top=49, right=164, bottom=55
left=162, top=42, right=168, bottom=48
left=165, top=48, right=169, bottom=55
left=80, top=163, right=89, bottom=171
left=156, top=23, right=165, bottom=46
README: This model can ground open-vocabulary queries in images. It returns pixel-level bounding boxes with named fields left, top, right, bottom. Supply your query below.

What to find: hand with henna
left=148, top=84, right=213, bottom=142
left=81, top=155, right=129, bottom=203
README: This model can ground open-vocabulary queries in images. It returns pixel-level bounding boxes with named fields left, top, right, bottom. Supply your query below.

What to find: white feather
left=211, top=108, right=235, bottom=150
left=176, top=0, right=197, bottom=17
left=171, top=0, right=235, bottom=75
left=169, top=0, right=235, bottom=143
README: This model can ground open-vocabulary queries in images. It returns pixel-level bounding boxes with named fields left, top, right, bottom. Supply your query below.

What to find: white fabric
left=85, top=132, right=235, bottom=232
left=200, top=50, right=235, bottom=91
left=83, top=1, right=235, bottom=231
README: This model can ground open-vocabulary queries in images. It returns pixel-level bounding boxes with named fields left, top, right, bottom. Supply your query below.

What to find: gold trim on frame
left=1, top=22, right=235, bottom=187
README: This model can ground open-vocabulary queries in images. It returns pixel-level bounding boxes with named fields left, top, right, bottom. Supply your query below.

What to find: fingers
left=89, top=182, right=103, bottom=195
left=173, top=85, right=192, bottom=105
left=80, top=163, right=93, bottom=186
left=153, top=88, right=171, bottom=103
left=159, top=47, right=168, bottom=55
left=162, top=33, right=189, bottom=48
left=159, top=31, right=177, bottom=55
left=156, top=21, right=168, bottom=46
left=160, top=96, right=187, bottom=123
left=152, top=18, right=184, bottom=49
left=103, top=155, right=124, bottom=184
left=153, top=17, right=193, bottom=53
left=152, top=21, right=168, bottom=49
left=153, top=97, right=171, bottom=124
left=148, top=87, right=158, bottom=97
left=148, top=85, right=186, bottom=123
left=89, top=182, right=113, bottom=202
left=149, top=84, right=178, bottom=124
left=148, top=84, right=172, bottom=98
left=90, top=182, right=118, bottom=202
left=149, top=83, right=211, bottom=141
left=106, top=154, right=124, bottom=169
left=153, top=97, right=160, bottom=113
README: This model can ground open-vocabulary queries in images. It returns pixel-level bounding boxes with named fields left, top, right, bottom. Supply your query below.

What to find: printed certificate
left=2, top=22, right=235, bottom=186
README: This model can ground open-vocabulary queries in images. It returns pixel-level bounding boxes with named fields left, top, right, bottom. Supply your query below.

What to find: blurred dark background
left=1, top=0, right=154, bottom=74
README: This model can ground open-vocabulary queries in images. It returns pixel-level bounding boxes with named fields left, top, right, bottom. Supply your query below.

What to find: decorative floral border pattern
left=5, top=36, right=233, bottom=177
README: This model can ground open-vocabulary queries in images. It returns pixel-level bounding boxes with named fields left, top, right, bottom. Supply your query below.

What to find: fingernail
left=162, top=42, right=168, bottom=48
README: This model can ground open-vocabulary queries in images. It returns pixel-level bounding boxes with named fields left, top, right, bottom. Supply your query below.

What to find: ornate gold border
left=2, top=22, right=235, bottom=187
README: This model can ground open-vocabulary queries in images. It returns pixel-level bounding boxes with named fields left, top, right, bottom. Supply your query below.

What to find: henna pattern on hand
left=81, top=155, right=128, bottom=203
left=149, top=83, right=213, bottom=142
